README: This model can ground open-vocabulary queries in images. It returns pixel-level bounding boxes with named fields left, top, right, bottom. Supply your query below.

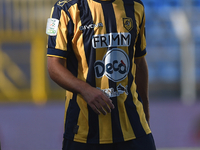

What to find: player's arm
left=134, top=56, right=150, bottom=124
left=47, top=56, right=114, bottom=115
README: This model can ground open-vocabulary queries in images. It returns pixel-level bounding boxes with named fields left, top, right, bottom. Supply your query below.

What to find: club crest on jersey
left=57, top=0, right=72, bottom=7
left=123, top=17, right=133, bottom=31
left=94, top=48, right=130, bottom=82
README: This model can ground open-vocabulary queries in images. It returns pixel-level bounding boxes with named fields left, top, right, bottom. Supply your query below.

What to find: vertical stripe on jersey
left=129, top=78, right=151, bottom=136
left=55, top=10, right=69, bottom=51
left=79, top=0, right=97, bottom=87
left=122, top=1, right=148, bottom=138
left=78, top=1, right=99, bottom=143
left=63, top=38, right=81, bottom=139
left=64, top=48, right=79, bottom=140
left=122, top=0, right=137, bottom=90
left=68, top=3, right=89, bottom=80
left=101, top=2, right=124, bottom=143
left=136, top=91, right=151, bottom=135
left=88, top=0, right=113, bottom=144
left=89, top=0, right=110, bottom=93
left=88, top=0, right=110, bottom=91
left=124, top=91, right=147, bottom=137
left=112, top=0, right=135, bottom=141
left=67, top=3, right=96, bottom=143
left=64, top=91, right=73, bottom=124
left=133, top=1, right=151, bottom=136
left=67, top=3, right=91, bottom=143
left=50, top=7, right=54, bottom=18
left=64, top=94, right=80, bottom=139
left=74, top=95, right=89, bottom=143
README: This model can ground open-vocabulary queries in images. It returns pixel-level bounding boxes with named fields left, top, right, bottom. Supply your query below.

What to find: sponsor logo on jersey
left=94, top=48, right=130, bottom=82
left=123, top=17, right=133, bottom=31
left=92, top=33, right=131, bottom=49
left=57, top=0, right=72, bottom=7
left=79, top=23, right=103, bottom=31
left=97, top=84, right=128, bottom=98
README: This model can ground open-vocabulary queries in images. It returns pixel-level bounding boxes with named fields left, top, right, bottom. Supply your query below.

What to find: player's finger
left=94, top=101, right=107, bottom=115
left=102, top=95, right=115, bottom=109
left=98, top=98, right=111, bottom=113
left=97, top=89, right=114, bottom=110
left=90, top=104, right=101, bottom=115
left=107, top=99, right=115, bottom=109
left=98, top=106, right=107, bottom=115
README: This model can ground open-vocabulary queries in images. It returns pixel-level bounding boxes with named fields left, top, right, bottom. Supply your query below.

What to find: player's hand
left=81, top=86, right=115, bottom=115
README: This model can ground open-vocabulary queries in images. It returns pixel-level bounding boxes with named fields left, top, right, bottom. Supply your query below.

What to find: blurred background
left=0, top=0, right=200, bottom=150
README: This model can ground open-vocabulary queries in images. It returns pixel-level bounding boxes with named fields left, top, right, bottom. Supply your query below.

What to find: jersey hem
left=64, top=131, right=152, bottom=144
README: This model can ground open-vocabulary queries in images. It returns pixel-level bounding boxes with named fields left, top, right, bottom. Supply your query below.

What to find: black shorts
left=62, top=133, right=156, bottom=150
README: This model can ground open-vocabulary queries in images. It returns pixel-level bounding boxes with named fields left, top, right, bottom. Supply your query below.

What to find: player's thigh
left=115, top=133, right=156, bottom=150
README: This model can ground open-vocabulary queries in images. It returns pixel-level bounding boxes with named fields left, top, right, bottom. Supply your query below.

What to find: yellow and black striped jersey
left=47, top=0, right=151, bottom=144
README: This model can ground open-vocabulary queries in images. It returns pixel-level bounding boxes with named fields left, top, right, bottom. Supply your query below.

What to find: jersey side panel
left=132, top=1, right=151, bottom=135
left=125, top=1, right=151, bottom=137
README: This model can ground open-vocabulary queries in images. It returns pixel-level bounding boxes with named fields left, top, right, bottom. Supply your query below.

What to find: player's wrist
left=77, top=81, right=92, bottom=96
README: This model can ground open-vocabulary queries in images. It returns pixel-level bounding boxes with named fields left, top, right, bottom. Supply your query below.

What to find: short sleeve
left=47, top=5, right=70, bottom=59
